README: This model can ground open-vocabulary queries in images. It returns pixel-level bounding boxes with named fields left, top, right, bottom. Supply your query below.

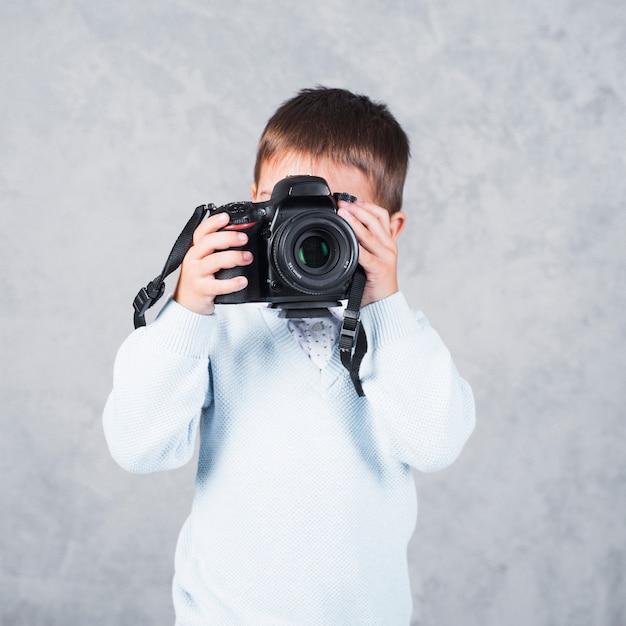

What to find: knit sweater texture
left=103, top=292, right=475, bottom=625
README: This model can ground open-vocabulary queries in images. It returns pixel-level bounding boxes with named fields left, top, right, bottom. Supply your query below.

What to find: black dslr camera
left=210, top=175, right=360, bottom=315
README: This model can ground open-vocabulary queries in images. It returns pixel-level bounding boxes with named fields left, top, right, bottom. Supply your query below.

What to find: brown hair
left=253, top=87, right=410, bottom=214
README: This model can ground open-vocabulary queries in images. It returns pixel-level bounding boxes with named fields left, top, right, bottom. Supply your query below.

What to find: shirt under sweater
left=103, top=292, right=475, bottom=625
left=285, top=312, right=342, bottom=368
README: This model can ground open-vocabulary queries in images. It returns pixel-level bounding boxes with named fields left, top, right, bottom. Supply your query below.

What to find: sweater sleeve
left=358, top=292, right=476, bottom=473
left=102, top=298, right=215, bottom=474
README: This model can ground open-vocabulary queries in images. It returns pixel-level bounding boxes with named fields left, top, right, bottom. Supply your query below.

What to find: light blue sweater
left=103, top=292, right=475, bottom=625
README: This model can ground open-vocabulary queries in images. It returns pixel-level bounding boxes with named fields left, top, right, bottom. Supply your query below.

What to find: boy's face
left=251, top=153, right=375, bottom=206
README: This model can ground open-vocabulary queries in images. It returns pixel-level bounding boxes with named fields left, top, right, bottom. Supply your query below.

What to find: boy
left=103, top=87, right=475, bottom=625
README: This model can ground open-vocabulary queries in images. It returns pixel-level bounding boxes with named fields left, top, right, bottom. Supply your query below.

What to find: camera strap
left=133, top=204, right=211, bottom=328
left=339, top=266, right=368, bottom=397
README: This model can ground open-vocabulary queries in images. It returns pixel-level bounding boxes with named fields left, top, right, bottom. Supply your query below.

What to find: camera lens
left=271, top=212, right=359, bottom=295
left=297, top=235, right=330, bottom=269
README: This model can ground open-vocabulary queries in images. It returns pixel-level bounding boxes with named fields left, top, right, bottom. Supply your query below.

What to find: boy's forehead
left=256, top=153, right=374, bottom=202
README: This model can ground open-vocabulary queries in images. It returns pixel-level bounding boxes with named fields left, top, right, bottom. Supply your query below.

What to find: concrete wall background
left=1, top=1, right=624, bottom=624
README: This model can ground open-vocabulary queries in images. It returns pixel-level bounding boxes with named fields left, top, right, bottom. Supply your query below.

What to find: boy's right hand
left=173, top=212, right=253, bottom=315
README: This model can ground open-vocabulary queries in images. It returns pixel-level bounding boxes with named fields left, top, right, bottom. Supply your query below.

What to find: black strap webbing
left=339, top=266, right=368, bottom=397
left=133, top=204, right=211, bottom=328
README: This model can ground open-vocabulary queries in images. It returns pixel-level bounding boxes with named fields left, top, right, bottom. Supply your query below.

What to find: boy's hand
left=337, top=200, right=404, bottom=307
left=173, top=212, right=253, bottom=315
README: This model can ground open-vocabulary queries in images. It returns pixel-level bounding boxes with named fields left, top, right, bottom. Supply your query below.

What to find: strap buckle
left=339, top=310, right=360, bottom=349
left=133, top=279, right=165, bottom=317
left=133, top=279, right=166, bottom=328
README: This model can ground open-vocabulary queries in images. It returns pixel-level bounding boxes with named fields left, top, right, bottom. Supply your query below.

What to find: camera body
left=210, top=175, right=359, bottom=310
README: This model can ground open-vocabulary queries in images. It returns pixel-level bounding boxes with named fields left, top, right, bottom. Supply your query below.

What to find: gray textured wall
left=1, top=1, right=624, bottom=624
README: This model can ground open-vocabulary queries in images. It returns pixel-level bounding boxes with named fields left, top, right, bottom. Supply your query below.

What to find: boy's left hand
left=337, top=200, right=406, bottom=308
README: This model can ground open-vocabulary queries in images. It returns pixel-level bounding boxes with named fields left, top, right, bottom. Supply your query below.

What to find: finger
left=183, top=273, right=248, bottom=299
left=184, top=250, right=253, bottom=283
left=338, top=201, right=391, bottom=238
left=207, top=274, right=249, bottom=296
left=200, top=249, right=254, bottom=276
left=192, top=212, right=231, bottom=245
left=339, top=204, right=395, bottom=256
left=340, top=200, right=391, bottom=228
left=189, top=230, right=249, bottom=261
left=353, top=200, right=392, bottom=222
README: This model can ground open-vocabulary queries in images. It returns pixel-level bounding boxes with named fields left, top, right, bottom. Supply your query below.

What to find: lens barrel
left=271, top=212, right=359, bottom=295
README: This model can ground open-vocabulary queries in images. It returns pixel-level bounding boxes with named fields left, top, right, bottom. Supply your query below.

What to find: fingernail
left=237, top=233, right=248, bottom=242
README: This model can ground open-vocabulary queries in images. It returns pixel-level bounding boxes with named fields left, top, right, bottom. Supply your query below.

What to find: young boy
left=103, top=87, right=475, bottom=625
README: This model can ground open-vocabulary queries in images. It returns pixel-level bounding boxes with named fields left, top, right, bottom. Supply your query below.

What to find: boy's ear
left=250, top=183, right=258, bottom=202
left=389, top=211, right=407, bottom=240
